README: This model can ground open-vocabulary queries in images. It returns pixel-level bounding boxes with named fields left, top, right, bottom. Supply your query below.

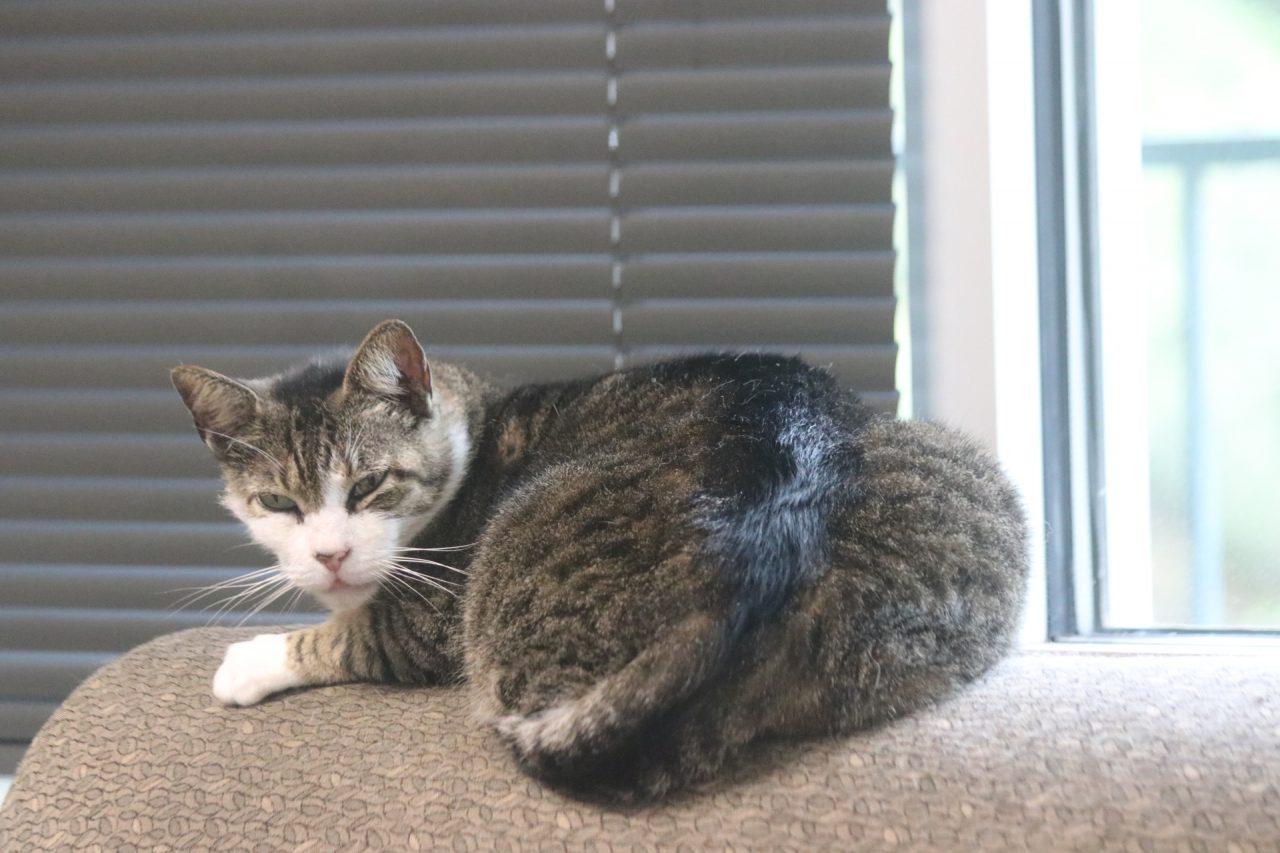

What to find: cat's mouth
left=326, top=576, right=374, bottom=594
left=311, top=575, right=378, bottom=612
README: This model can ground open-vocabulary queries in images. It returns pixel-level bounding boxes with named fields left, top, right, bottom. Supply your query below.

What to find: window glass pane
left=1100, top=0, right=1280, bottom=629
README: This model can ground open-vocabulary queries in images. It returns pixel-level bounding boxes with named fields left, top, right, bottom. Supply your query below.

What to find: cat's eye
left=258, top=493, right=298, bottom=512
left=350, top=471, right=386, bottom=501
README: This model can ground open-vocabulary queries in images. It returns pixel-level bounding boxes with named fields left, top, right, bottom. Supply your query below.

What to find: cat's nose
left=314, top=548, right=351, bottom=574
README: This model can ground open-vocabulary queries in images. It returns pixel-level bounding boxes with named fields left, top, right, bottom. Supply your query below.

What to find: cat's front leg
left=212, top=607, right=373, bottom=706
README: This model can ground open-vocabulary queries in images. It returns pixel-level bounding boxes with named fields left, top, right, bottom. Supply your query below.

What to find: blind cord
left=605, top=0, right=625, bottom=370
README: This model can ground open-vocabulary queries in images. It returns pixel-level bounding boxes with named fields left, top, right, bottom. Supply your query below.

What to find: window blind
left=0, top=0, right=895, bottom=772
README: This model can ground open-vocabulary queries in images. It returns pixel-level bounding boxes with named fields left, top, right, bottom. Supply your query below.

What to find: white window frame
left=901, top=0, right=1047, bottom=643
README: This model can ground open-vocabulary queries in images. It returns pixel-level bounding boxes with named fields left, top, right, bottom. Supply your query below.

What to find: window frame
left=899, top=0, right=1047, bottom=644
left=903, top=0, right=1280, bottom=644
left=1033, top=0, right=1107, bottom=640
left=1033, top=0, right=1280, bottom=642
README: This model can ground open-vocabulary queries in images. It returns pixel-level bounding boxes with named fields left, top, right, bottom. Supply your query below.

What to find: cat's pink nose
left=314, top=548, right=351, bottom=574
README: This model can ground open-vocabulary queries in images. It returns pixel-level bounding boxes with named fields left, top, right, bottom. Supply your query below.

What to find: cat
left=171, top=318, right=1029, bottom=800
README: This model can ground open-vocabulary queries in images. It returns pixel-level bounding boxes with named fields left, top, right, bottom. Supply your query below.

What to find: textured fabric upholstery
left=1, top=627, right=1278, bottom=850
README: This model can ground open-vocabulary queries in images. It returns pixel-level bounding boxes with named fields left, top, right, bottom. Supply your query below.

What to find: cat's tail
left=493, top=611, right=740, bottom=801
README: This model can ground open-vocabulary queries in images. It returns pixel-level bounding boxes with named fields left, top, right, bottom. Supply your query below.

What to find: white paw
left=212, top=634, right=303, bottom=706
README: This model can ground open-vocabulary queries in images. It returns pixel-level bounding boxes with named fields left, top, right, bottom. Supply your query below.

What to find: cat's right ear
left=343, top=319, right=432, bottom=417
left=171, top=365, right=260, bottom=457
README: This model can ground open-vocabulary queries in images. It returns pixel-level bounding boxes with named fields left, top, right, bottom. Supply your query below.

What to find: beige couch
left=1, top=627, right=1277, bottom=850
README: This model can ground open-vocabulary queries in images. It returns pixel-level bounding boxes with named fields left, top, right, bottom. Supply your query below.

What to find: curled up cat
left=171, top=318, right=1029, bottom=800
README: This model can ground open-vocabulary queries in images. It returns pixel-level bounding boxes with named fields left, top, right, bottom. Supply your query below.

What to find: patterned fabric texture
left=1, top=628, right=1278, bottom=851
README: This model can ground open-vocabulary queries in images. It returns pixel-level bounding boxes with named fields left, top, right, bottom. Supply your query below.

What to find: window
left=1038, top=0, right=1280, bottom=636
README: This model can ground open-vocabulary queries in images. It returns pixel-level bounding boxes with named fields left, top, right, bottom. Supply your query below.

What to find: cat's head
left=172, top=319, right=472, bottom=612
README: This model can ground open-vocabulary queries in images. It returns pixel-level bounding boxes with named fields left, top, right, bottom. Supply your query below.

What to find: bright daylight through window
left=1095, top=0, right=1280, bottom=630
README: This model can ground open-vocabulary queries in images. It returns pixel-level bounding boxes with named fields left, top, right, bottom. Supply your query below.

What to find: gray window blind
left=0, top=0, right=895, bottom=771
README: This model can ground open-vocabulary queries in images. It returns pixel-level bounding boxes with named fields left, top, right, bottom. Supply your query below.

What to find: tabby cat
left=172, top=319, right=1028, bottom=800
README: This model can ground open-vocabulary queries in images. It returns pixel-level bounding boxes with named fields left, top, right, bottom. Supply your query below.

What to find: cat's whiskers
left=384, top=561, right=464, bottom=588
left=169, top=567, right=278, bottom=604
left=207, top=575, right=291, bottom=625
left=382, top=562, right=459, bottom=588
left=386, top=554, right=470, bottom=576
left=390, top=542, right=476, bottom=553
left=196, top=567, right=291, bottom=624
left=284, top=586, right=306, bottom=614
left=376, top=575, right=408, bottom=606
left=375, top=561, right=461, bottom=599
left=235, top=578, right=297, bottom=627
left=168, top=566, right=282, bottom=612
left=376, top=568, right=442, bottom=615
left=390, top=570, right=462, bottom=591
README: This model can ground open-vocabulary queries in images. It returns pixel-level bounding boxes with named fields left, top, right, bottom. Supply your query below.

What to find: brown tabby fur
left=175, top=320, right=1029, bottom=801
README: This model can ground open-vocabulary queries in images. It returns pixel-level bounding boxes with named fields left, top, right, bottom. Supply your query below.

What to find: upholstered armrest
left=1, top=628, right=1277, bottom=849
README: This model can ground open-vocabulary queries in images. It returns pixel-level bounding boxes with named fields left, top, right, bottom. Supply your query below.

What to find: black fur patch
left=649, top=355, right=870, bottom=637
left=270, top=359, right=346, bottom=408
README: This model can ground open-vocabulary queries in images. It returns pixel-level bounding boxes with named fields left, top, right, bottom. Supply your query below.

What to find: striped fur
left=175, top=320, right=1029, bottom=800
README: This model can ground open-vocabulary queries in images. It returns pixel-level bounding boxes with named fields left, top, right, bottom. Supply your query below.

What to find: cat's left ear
left=343, top=319, right=432, bottom=417
left=171, top=365, right=261, bottom=457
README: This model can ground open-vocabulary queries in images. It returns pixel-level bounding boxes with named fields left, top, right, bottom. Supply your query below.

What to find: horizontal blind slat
left=3, top=0, right=890, bottom=35
left=0, top=564, right=303, bottom=610
left=0, top=209, right=613, bottom=257
left=624, top=252, right=895, bottom=299
left=618, top=16, right=890, bottom=68
left=0, top=744, right=29, bottom=775
left=618, top=66, right=889, bottom=114
left=0, top=301, right=616, bottom=346
left=0, top=650, right=114, bottom=701
left=0, top=476, right=222, bottom=522
left=0, top=608, right=318, bottom=654
left=0, top=71, right=607, bottom=124
left=620, top=206, right=893, bottom=253
left=0, top=699, right=59, bottom=741
left=0, top=0, right=604, bottom=37
left=0, top=434, right=216, bottom=478
left=621, top=298, right=895, bottom=346
left=0, top=520, right=254, bottom=567
left=0, top=255, right=613, bottom=300
left=0, top=116, right=610, bottom=168
left=0, top=392, right=229, bottom=434
left=616, top=1, right=890, bottom=23
left=0, top=24, right=607, bottom=80
left=0, top=251, right=892, bottom=304
left=0, top=165, right=609, bottom=213
left=0, top=65, right=890, bottom=125
left=622, top=111, right=892, bottom=161
left=0, top=345, right=619, bottom=390
left=624, top=161, right=894, bottom=207
left=0, top=161, right=893, bottom=214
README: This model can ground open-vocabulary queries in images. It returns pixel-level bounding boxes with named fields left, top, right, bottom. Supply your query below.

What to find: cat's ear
left=343, top=319, right=432, bottom=417
left=171, top=365, right=260, bottom=456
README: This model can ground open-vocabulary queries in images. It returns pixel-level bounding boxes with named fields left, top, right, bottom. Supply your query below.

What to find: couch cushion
left=1, top=627, right=1278, bottom=850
